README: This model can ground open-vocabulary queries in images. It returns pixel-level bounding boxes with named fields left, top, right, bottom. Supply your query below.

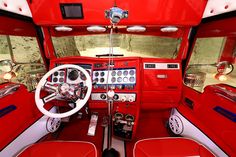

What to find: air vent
left=167, top=64, right=178, bottom=69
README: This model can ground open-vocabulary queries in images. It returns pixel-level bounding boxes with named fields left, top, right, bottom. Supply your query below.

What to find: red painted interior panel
left=179, top=84, right=236, bottom=156
left=141, top=58, right=182, bottom=109
left=0, top=83, right=42, bottom=151
left=0, top=16, right=36, bottom=36
left=28, top=0, right=207, bottom=26
left=197, top=17, right=236, bottom=37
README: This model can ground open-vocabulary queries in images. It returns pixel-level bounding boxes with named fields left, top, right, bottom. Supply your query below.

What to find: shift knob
left=107, top=90, right=115, bottom=98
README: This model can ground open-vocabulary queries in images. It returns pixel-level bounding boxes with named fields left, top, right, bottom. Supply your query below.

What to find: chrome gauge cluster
left=51, top=70, right=65, bottom=84
left=93, top=69, right=136, bottom=85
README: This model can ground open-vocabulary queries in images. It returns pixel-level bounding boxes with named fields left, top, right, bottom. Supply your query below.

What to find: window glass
left=184, top=37, right=236, bottom=92
left=0, top=35, right=46, bottom=91
left=52, top=34, right=182, bottom=59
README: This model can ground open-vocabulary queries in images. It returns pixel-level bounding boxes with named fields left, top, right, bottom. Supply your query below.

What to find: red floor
left=42, top=109, right=106, bottom=157
left=42, top=109, right=171, bottom=157
left=125, top=110, right=171, bottom=157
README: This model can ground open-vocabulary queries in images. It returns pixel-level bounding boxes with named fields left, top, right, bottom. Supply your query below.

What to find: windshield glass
left=52, top=34, right=182, bottom=58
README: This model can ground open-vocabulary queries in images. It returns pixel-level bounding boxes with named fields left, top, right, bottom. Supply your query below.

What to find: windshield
left=52, top=34, right=182, bottom=58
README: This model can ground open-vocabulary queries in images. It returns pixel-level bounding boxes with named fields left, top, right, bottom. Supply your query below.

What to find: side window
left=184, top=37, right=236, bottom=92
left=0, top=35, right=46, bottom=91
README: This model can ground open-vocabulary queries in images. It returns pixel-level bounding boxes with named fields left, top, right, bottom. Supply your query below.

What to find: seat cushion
left=133, top=138, right=215, bottom=157
left=17, top=141, right=97, bottom=157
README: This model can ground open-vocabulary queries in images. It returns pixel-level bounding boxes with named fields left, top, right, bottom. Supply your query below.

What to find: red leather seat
left=133, top=138, right=215, bottom=157
left=17, top=141, right=97, bottom=157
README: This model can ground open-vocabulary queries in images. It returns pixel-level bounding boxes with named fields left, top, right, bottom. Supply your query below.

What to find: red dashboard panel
left=50, top=56, right=182, bottom=139
left=141, top=58, right=182, bottom=109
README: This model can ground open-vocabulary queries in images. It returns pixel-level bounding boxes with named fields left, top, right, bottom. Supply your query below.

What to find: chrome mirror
left=216, top=61, right=234, bottom=75
left=0, top=60, right=13, bottom=73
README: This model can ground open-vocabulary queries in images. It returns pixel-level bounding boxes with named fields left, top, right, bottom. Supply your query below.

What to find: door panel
left=0, top=83, right=42, bottom=151
left=180, top=17, right=236, bottom=156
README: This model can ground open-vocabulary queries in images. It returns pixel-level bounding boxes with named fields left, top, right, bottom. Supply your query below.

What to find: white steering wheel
left=35, top=64, right=92, bottom=118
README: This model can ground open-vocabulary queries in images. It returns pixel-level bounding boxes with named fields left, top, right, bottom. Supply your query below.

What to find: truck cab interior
left=0, top=0, right=235, bottom=157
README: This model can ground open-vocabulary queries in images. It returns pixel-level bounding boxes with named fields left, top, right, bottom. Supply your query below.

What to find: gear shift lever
left=102, top=90, right=119, bottom=157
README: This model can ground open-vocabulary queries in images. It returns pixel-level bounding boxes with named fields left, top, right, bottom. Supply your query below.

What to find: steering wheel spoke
left=42, top=92, right=58, bottom=103
left=43, top=80, right=58, bottom=91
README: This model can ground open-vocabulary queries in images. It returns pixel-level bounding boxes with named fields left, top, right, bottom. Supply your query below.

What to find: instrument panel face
left=51, top=64, right=92, bottom=84
left=51, top=70, right=66, bottom=84
left=93, top=69, right=136, bottom=85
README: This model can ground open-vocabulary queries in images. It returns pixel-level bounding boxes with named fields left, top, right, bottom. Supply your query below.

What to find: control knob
left=113, top=94, right=119, bottom=100
left=128, top=96, right=135, bottom=102
left=100, top=94, right=107, bottom=100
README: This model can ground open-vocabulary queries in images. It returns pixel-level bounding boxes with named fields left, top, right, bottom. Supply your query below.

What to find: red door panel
left=0, top=83, right=42, bottom=151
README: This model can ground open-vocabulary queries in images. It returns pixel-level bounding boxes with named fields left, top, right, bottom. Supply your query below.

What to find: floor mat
left=42, top=109, right=106, bottom=157
left=125, top=110, right=171, bottom=157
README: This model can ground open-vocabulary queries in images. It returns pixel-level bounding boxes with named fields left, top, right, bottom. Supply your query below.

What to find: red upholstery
left=133, top=138, right=215, bottom=157
left=17, top=141, right=97, bottom=157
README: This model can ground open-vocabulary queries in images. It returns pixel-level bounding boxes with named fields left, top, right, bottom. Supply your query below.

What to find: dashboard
left=49, top=56, right=182, bottom=139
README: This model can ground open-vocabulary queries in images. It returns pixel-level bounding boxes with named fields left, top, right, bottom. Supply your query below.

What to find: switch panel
left=91, top=93, right=136, bottom=102
left=93, top=69, right=136, bottom=85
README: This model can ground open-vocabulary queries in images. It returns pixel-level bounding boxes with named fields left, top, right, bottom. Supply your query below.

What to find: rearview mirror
left=0, top=60, right=13, bottom=73
left=216, top=61, right=234, bottom=75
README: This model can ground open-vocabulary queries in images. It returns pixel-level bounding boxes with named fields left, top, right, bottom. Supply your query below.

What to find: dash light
left=87, top=26, right=106, bottom=32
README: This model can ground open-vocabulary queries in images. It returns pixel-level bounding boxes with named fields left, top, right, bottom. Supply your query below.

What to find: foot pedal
left=87, top=112, right=98, bottom=136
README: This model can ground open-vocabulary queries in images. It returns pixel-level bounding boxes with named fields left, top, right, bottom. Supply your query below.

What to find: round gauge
left=59, top=71, right=65, bottom=76
left=86, top=70, right=91, bottom=75
left=111, top=77, right=116, bottom=83
left=100, top=72, right=105, bottom=77
left=68, top=69, right=79, bottom=81
left=129, top=70, right=135, bottom=75
left=129, top=77, right=135, bottom=82
left=59, top=78, right=64, bottom=82
left=94, top=78, right=99, bottom=82
left=117, top=71, right=122, bottom=76
left=100, top=78, right=105, bottom=83
left=53, top=78, right=58, bottom=82
left=80, top=73, right=86, bottom=81
left=123, top=70, right=128, bottom=76
left=54, top=72, right=58, bottom=76
left=123, top=77, right=128, bottom=82
left=111, top=71, right=116, bottom=76
left=117, top=77, right=122, bottom=82
left=95, top=72, right=99, bottom=77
